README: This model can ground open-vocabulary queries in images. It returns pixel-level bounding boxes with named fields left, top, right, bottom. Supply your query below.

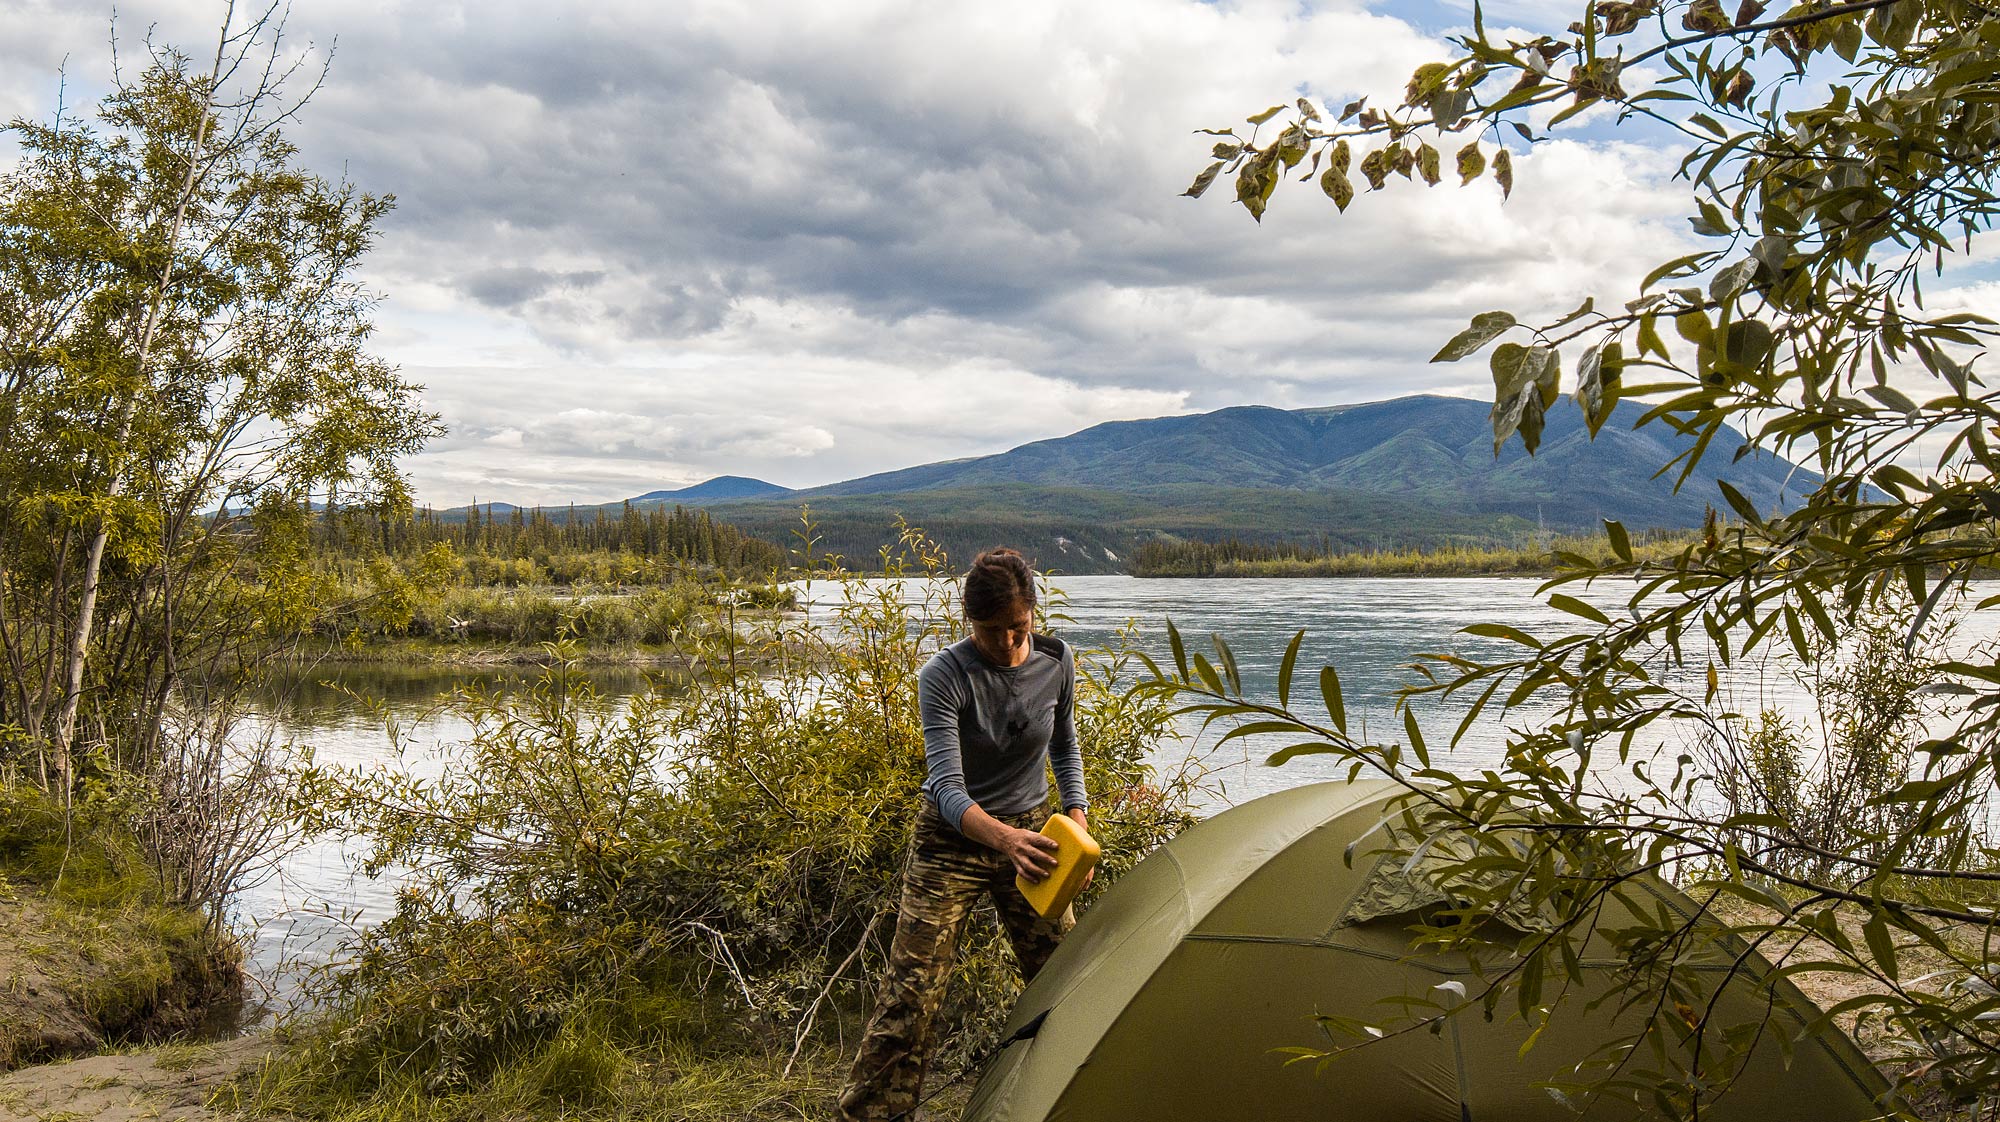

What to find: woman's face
left=969, top=598, right=1035, bottom=668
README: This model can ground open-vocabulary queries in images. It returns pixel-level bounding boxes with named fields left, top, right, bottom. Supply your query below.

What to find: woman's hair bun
left=963, top=547, right=1036, bottom=621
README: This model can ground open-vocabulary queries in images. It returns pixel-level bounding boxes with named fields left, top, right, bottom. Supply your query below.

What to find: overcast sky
left=7, top=0, right=1986, bottom=507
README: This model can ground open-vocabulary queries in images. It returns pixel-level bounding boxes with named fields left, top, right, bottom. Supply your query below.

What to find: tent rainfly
left=962, top=779, right=1888, bottom=1122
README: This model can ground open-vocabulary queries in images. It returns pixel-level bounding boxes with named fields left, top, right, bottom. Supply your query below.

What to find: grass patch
left=149, top=1039, right=220, bottom=1073
left=0, top=784, right=243, bottom=1068
left=236, top=981, right=862, bottom=1122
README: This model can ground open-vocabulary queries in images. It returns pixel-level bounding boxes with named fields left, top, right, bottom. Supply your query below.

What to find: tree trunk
left=51, top=50, right=221, bottom=767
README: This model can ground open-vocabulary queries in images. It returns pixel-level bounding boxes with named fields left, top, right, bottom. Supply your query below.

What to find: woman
left=837, top=547, right=1090, bottom=1122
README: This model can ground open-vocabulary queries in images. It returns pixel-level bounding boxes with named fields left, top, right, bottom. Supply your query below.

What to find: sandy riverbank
left=0, top=1035, right=269, bottom=1122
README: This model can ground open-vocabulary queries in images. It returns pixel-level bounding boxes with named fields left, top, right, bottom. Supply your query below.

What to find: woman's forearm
left=961, top=802, right=1060, bottom=882
left=958, top=803, right=1013, bottom=851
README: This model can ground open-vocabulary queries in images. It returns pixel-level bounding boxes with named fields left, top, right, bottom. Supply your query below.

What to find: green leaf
left=1797, top=591, right=1838, bottom=641
left=1636, top=314, right=1667, bottom=359
left=1490, top=342, right=1530, bottom=396
left=1216, top=720, right=1314, bottom=748
left=1676, top=309, right=1712, bottom=344
left=1709, top=257, right=1758, bottom=301
left=1433, top=311, right=1517, bottom=363
left=1643, top=252, right=1715, bottom=290
left=1456, top=142, right=1486, bottom=186
left=1687, top=112, right=1729, bottom=138
left=1190, top=652, right=1225, bottom=694
left=1451, top=675, right=1505, bottom=748
left=1321, top=665, right=1347, bottom=734
left=1716, top=480, right=1762, bottom=526
left=1548, top=593, right=1611, bottom=626
left=1864, top=384, right=1919, bottom=415
left=1690, top=197, right=1733, bottom=236
left=1463, top=622, right=1543, bottom=648
left=1278, top=629, right=1306, bottom=708
left=1212, top=633, right=1243, bottom=694
left=1320, top=166, right=1355, bottom=212
left=1550, top=296, right=1596, bottom=329
left=1719, top=319, right=1774, bottom=368
left=1359, top=148, right=1390, bottom=191
left=1575, top=342, right=1620, bottom=436
left=1403, top=707, right=1430, bottom=768
left=1590, top=526, right=1640, bottom=580
left=1862, top=913, right=1898, bottom=981
left=1266, top=740, right=1344, bottom=766
left=1784, top=603, right=1811, bottom=663
left=1247, top=104, right=1287, bottom=125
left=1235, top=151, right=1281, bottom=222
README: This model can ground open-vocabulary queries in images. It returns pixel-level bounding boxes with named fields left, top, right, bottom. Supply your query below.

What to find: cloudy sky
left=0, top=0, right=1894, bottom=506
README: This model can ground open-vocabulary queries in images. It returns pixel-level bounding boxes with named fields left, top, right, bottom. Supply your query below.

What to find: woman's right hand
left=958, top=804, right=1060, bottom=881
left=1002, top=825, right=1060, bottom=883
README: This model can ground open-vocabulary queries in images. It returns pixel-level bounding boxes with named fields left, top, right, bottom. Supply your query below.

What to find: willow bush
left=261, top=522, right=1201, bottom=1117
left=1173, top=0, right=2000, bottom=1114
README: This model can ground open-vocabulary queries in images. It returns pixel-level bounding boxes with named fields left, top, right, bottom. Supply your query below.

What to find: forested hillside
left=319, top=501, right=786, bottom=582
left=799, top=394, right=1811, bottom=528
left=704, top=484, right=1534, bottom=575
left=592, top=395, right=1811, bottom=572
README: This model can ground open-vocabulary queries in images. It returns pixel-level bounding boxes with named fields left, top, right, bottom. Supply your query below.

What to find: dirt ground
left=0, top=1034, right=269, bottom=1122
left=0, top=892, right=98, bottom=1068
left=2, top=879, right=265, bottom=1120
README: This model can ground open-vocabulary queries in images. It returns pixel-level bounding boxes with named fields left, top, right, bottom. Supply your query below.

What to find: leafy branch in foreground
left=1146, top=606, right=1991, bottom=1116
left=1178, top=0, right=2000, bottom=1114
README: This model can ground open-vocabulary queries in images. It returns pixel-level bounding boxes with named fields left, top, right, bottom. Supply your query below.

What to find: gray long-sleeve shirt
left=918, top=634, right=1088, bottom=834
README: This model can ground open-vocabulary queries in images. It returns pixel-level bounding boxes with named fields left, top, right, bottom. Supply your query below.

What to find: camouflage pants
left=837, top=802, right=1074, bottom=1122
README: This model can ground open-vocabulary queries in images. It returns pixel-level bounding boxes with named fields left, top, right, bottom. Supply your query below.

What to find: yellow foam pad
left=1016, top=813, right=1102, bottom=921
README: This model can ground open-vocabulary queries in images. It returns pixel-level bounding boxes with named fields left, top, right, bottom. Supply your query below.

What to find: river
left=232, top=575, right=1997, bottom=1019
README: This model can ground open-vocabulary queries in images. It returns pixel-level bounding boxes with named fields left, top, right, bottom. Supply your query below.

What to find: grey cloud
left=457, top=266, right=607, bottom=310
left=461, top=266, right=554, bottom=308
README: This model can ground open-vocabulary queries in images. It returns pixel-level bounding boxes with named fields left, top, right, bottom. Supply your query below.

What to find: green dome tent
left=963, top=780, right=1887, bottom=1121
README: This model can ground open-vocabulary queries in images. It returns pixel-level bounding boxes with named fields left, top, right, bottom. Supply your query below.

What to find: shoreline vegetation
left=300, top=507, right=1722, bottom=668
left=304, top=502, right=800, bottom=663
left=298, top=518, right=1714, bottom=668
left=1125, top=527, right=1703, bottom=578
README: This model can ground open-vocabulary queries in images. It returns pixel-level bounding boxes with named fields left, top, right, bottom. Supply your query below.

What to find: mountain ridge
left=425, top=394, right=1813, bottom=574
left=768, top=393, right=1810, bottom=527
left=686, top=393, right=1812, bottom=573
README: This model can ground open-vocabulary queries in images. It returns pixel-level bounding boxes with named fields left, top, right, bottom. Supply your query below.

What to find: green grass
left=317, top=580, right=795, bottom=651
left=0, top=784, right=243, bottom=1067
left=149, top=1039, right=217, bottom=1072
left=234, top=999, right=868, bottom=1122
